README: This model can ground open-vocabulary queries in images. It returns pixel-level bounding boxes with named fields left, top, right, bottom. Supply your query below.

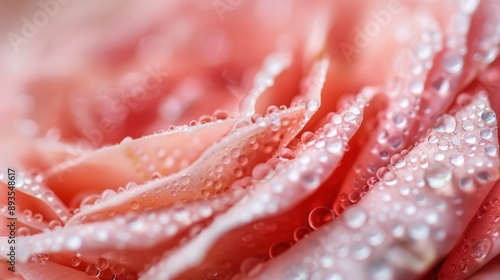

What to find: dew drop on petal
left=424, top=162, right=452, bottom=189
left=409, top=223, right=430, bottom=240
left=442, top=52, right=463, bottom=73
left=111, top=264, right=124, bottom=275
left=480, top=128, right=493, bottom=140
left=343, top=112, right=356, bottom=123
left=86, top=264, right=100, bottom=277
left=434, top=114, right=456, bottom=133
left=308, top=206, right=335, bottom=230
left=326, top=138, right=343, bottom=154
left=17, top=227, right=30, bottom=236
left=449, top=152, right=465, bottom=166
left=269, top=242, right=291, bottom=259
left=293, top=227, right=311, bottom=241
left=461, top=120, right=474, bottom=131
left=71, top=256, right=81, bottom=267
left=481, top=109, right=497, bottom=125
left=65, top=236, right=82, bottom=250
left=470, top=238, right=492, bottom=259
left=344, top=208, right=367, bottom=229
left=306, top=100, right=319, bottom=112
left=95, top=257, right=109, bottom=271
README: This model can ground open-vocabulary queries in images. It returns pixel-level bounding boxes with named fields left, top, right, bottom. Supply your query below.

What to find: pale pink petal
left=45, top=117, right=239, bottom=206
left=335, top=9, right=442, bottom=213
left=1, top=172, right=70, bottom=224
left=244, top=93, right=498, bottom=279
left=139, top=88, right=370, bottom=279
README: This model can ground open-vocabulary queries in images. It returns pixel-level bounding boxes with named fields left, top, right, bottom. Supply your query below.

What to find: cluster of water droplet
left=68, top=255, right=131, bottom=279
left=336, top=17, right=443, bottom=214
left=0, top=172, right=70, bottom=223
left=265, top=93, right=497, bottom=280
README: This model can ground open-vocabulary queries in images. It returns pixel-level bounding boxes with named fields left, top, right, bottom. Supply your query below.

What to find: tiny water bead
left=308, top=206, right=335, bottom=230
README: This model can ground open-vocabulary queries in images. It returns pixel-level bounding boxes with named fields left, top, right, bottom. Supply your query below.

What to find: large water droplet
left=95, top=257, right=109, bottom=271
left=461, top=120, right=474, bottom=131
left=442, top=52, right=463, bottom=73
left=449, top=152, right=465, bottom=166
left=424, top=162, right=452, bottom=189
left=481, top=109, right=496, bottom=125
left=344, top=208, right=367, bottom=229
left=71, top=256, right=81, bottom=267
left=434, top=114, right=456, bottom=133
left=308, top=206, right=335, bottom=230
left=327, top=138, right=343, bottom=153
left=65, top=236, right=82, bottom=250
left=470, top=238, right=492, bottom=259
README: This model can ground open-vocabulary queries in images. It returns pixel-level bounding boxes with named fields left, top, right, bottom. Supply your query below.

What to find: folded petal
left=139, top=87, right=370, bottom=279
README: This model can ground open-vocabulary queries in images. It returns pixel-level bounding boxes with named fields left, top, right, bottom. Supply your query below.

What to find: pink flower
left=1, top=0, right=499, bottom=279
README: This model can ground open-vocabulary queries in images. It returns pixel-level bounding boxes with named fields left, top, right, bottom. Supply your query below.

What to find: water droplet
left=481, top=109, right=496, bottom=124
left=470, top=238, right=492, bottom=259
left=409, top=223, right=430, bottom=240
left=480, top=128, right=493, bottom=140
left=430, top=75, right=450, bottom=95
left=326, top=138, right=343, bottom=153
left=269, top=242, right=291, bottom=259
left=65, top=236, right=82, bottom=250
left=308, top=206, right=335, bottom=230
left=427, top=134, right=439, bottom=144
left=307, top=100, right=319, bottom=112
left=367, top=229, right=385, bottom=246
left=242, top=233, right=254, bottom=243
left=461, top=120, right=474, bottom=131
left=485, top=145, right=498, bottom=156
left=450, top=152, right=465, bottom=166
left=344, top=208, right=367, bottom=229
left=71, top=256, right=81, bottom=267
left=293, top=227, right=311, bottom=241
left=343, top=112, right=356, bottom=123
left=434, top=114, right=456, bottom=133
left=110, top=264, right=124, bottom=275
left=459, top=177, right=474, bottom=191
left=424, top=162, right=452, bottom=189
left=120, top=136, right=133, bottom=144
left=130, top=200, right=140, bottom=210
left=238, top=155, right=249, bottom=165
left=352, top=244, right=372, bottom=260
left=95, top=257, right=109, bottom=270
left=86, top=264, right=100, bottom=277
left=442, top=52, right=463, bottom=73
left=388, top=133, right=403, bottom=149
left=17, top=227, right=30, bottom=236
left=368, top=260, right=393, bottom=280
